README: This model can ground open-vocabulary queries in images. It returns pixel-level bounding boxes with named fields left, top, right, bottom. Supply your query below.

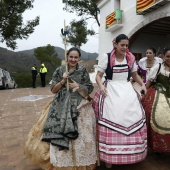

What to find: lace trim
left=50, top=100, right=97, bottom=167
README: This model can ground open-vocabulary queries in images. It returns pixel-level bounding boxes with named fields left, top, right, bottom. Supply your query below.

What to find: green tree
left=34, top=44, right=61, bottom=69
left=66, top=19, right=95, bottom=48
left=63, top=0, right=100, bottom=26
left=0, top=0, right=39, bottom=50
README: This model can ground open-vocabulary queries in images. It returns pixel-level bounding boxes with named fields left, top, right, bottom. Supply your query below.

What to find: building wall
left=97, top=0, right=170, bottom=59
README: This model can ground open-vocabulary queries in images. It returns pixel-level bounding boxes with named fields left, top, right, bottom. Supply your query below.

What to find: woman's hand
left=131, top=72, right=147, bottom=96
left=100, top=85, right=108, bottom=97
left=96, top=71, right=107, bottom=97
left=63, top=72, right=69, bottom=79
left=69, top=79, right=79, bottom=89
left=141, top=84, right=147, bottom=96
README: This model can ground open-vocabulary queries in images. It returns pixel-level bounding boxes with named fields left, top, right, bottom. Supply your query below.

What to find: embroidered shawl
left=42, top=64, right=93, bottom=150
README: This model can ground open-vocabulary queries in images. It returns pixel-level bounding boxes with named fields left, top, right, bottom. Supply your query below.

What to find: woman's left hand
left=141, top=84, right=147, bottom=96
left=69, top=79, right=79, bottom=89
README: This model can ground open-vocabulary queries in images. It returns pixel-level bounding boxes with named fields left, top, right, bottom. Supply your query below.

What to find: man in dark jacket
left=31, top=64, right=38, bottom=88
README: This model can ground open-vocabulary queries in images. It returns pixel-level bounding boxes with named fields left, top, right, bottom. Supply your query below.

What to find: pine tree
left=0, top=0, right=39, bottom=49
left=63, top=0, right=100, bottom=26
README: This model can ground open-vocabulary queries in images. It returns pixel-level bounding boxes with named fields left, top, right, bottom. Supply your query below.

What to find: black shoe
left=105, top=163, right=112, bottom=169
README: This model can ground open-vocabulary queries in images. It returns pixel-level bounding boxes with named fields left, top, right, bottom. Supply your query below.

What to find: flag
left=137, top=0, right=155, bottom=13
left=106, top=12, right=116, bottom=29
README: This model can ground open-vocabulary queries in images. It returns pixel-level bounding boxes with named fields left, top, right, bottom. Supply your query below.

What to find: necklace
left=115, top=55, right=125, bottom=66
left=116, top=56, right=124, bottom=63
left=146, top=59, right=154, bottom=69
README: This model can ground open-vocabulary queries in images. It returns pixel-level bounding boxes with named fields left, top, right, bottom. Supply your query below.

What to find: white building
left=97, top=0, right=170, bottom=60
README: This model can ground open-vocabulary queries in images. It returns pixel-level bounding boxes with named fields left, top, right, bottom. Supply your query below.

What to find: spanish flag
left=137, top=0, right=155, bottom=13
left=106, top=12, right=116, bottom=28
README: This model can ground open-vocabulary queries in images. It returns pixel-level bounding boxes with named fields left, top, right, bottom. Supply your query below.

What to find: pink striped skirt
left=98, top=123, right=147, bottom=164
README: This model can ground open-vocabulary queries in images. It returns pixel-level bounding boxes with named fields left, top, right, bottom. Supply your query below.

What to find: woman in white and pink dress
left=95, top=34, right=147, bottom=168
left=137, top=47, right=163, bottom=84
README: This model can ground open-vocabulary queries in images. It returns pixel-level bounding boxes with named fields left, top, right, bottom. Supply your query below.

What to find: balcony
left=105, top=9, right=123, bottom=32
left=137, top=0, right=170, bottom=15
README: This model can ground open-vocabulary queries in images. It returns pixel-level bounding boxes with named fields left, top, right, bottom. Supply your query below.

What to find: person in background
left=157, top=51, right=163, bottom=59
left=138, top=47, right=163, bottom=84
left=142, top=47, right=170, bottom=153
left=31, top=64, right=37, bottom=88
left=94, top=34, right=147, bottom=168
left=40, top=63, right=47, bottom=87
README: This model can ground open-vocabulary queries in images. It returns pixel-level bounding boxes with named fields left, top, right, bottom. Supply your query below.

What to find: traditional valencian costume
left=142, top=63, right=170, bottom=152
left=93, top=49, right=147, bottom=164
left=25, top=64, right=97, bottom=170
left=138, top=57, right=162, bottom=83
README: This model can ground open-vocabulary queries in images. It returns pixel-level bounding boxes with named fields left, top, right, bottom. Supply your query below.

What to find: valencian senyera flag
left=106, top=12, right=116, bottom=28
left=137, top=0, right=155, bottom=13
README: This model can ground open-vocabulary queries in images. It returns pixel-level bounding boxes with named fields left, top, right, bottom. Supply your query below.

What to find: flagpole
left=63, top=20, right=76, bottom=170
left=64, top=20, right=69, bottom=90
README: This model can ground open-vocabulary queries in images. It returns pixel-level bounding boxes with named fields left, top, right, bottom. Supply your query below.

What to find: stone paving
left=0, top=86, right=170, bottom=170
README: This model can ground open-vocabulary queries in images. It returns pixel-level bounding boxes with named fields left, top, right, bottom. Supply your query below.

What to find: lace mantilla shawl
left=42, top=64, right=94, bottom=150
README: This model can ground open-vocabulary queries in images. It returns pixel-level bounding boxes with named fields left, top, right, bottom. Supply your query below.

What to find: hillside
left=18, top=47, right=98, bottom=60
left=0, top=47, right=98, bottom=74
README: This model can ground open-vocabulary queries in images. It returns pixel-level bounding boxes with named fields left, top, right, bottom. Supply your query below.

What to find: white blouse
left=148, top=63, right=170, bottom=81
left=97, top=53, right=137, bottom=73
left=138, top=57, right=163, bottom=70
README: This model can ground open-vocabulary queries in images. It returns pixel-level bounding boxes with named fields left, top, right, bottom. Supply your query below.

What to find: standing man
left=39, top=63, right=47, bottom=87
left=31, top=64, right=38, bottom=88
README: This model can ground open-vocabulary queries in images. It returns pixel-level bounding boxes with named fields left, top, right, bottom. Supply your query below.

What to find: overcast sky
left=1, top=0, right=99, bottom=53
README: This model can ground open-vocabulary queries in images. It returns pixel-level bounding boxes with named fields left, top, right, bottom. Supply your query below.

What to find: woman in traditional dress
left=142, top=47, right=170, bottom=152
left=95, top=34, right=147, bottom=168
left=138, top=47, right=163, bottom=84
left=25, top=47, right=97, bottom=170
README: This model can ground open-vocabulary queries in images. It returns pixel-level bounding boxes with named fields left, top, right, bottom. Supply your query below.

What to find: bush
left=13, top=72, right=53, bottom=88
left=13, top=73, right=32, bottom=88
